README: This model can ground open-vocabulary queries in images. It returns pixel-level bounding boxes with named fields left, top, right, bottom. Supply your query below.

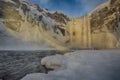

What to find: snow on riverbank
left=21, top=50, right=120, bottom=80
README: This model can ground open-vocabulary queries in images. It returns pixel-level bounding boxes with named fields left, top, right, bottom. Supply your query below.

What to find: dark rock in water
left=0, top=50, right=62, bottom=80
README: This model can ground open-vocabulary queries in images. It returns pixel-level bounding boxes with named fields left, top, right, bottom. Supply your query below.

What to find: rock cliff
left=67, top=0, right=120, bottom=49
left=0, top=0, right=120, bottom=50
left=0, top=0, right=70, bottom=50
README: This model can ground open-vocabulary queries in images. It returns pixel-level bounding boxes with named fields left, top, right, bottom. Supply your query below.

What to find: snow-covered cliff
left=0, top=0, right=70, bottom=50
left=0, top=0, right=120, bottom=50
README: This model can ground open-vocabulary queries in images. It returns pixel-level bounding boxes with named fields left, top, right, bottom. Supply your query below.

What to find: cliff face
left=67, top=0, right=120, bottom=49
left=89, top=0, right=120, bottom=49
left=0, top=0, right=70, bottom=50
left=0, top=0, right=120, bottom=50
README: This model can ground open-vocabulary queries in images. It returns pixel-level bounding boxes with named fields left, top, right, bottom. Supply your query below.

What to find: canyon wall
left=0, top=0, right=120, bottom=50
left=67, top=0, right=120, bottom=49
left=0, top=0, right=69, bottom=50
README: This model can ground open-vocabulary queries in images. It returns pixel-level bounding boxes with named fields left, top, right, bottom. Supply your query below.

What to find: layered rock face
left=0, top=0, right=120, bottom=50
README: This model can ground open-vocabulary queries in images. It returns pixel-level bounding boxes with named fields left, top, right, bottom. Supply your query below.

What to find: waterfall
left=67, top=14, right=119, bottom=49
left=67, top=15, right=92, bottom=49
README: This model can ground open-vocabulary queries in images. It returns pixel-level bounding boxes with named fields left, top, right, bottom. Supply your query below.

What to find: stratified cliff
left=0, top=0, right=120, bottom=50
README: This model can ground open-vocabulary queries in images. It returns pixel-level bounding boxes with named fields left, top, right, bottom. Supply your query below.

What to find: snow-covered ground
left=21, top=50, right=120, bottom=80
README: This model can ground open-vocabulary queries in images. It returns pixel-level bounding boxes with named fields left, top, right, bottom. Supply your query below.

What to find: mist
left=0, top=22, right=51, bottom=50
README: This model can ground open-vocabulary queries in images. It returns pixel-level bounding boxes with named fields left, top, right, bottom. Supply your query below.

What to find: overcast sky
left=28, top=0, right=107, bottom=17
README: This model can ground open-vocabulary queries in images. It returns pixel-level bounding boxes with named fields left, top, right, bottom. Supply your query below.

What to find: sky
left=28, top=0, right=107, bottom=17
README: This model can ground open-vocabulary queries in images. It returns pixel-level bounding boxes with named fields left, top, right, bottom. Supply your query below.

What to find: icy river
left=0, top=50, right=120, bottom=80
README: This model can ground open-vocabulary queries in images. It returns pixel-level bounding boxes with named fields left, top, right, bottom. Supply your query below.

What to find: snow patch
left=21, top=50, right=120, bottom=80
left=41, top=54, right=67, bottom=69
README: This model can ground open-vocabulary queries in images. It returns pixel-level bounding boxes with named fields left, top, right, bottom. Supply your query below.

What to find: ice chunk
left=41, top=54, right=67, bottom=69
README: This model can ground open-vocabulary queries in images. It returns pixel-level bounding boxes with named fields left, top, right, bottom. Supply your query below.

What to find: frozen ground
left=22, top=50, right=120, bottom=80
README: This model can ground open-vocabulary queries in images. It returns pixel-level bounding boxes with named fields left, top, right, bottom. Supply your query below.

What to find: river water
left=0, top=50, right=120, bottom=80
